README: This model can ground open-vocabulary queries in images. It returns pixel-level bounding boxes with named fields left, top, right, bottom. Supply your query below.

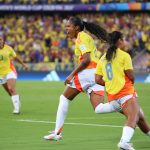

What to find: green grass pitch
left=0, top=81, right=150, bottom=150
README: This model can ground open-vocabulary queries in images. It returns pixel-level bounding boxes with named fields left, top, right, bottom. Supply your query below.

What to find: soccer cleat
left=13, top=109, right=20, bottom=114
left=118, top=141, right=135, bottom=150
left=13, top=101, right=21, bottom=114
left=43, top=131, right=62, bottom=141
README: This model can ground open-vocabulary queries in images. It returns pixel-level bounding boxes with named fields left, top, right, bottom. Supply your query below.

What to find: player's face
left=0, top=37, right=4, bottom=49
left=65, top=20, right=77, bottom=39
left=118, top=37, right=125, bottom=49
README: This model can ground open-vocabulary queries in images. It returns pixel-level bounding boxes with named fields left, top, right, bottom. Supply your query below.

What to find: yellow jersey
left=75, top=31, right=100, bottom=68
left=95, top=48, right=135, bottom=101
left=0, top=44, right=16, bottom=77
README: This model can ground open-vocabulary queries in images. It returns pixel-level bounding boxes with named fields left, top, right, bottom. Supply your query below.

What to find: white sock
left=11, top=95, right=20, bottom=112
left=54, top=95, right=70, bottom=135
left=147, top=131, right=150, bottom=136
left=95, top=103, right=116, bottom=114
left=120, top=126, right=134, bottom=143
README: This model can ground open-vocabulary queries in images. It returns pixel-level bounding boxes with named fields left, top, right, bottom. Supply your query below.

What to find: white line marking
left=67, top=116, right=122, bottom=120
left=17, top=119, right=122, bottom=128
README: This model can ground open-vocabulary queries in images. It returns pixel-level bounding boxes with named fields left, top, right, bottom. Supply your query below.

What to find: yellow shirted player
left=75, top=31, right=99, bottom=69
left=95, top=48, right=135, bottom=101
left=44, top=17, right=115, bottom=141
left=0, top=44, right=17, bottom=77
left=95, top=31, right=150, bottom=150
left=0, top=36, right=28, bottom=114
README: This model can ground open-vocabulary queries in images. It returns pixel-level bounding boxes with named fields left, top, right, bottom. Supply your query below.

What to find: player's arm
left=95, top=58, right=105, bottom=86
left=124, top=53, right=134, bottom=83
left=95, top=74, right=105, bottom=86
left=14, top=56, right=28, bottom=70
left=124, top=69, right=134, bottom=83
left=64, top=52, right=90, bottom=85
left=71, top=52, right=90, bottom=73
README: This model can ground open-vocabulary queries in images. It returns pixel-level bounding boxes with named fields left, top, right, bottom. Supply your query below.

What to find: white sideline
left=16, top=119, right=122, bottom=128
left=67, top=116, right=122, bottom=120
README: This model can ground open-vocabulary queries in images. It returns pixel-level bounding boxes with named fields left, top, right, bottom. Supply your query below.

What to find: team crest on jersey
left=79, top=44, right=87, bottom=51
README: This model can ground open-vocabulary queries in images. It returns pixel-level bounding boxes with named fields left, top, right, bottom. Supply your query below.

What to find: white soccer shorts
left=0, top=71, right=17, bottom=85
left=109, top=93, right=138, bottom=111
left=68, top=68, right=104, bottom=96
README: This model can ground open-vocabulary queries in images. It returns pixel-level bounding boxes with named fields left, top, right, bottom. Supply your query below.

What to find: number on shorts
left=105, top=63, right=113, bottom=80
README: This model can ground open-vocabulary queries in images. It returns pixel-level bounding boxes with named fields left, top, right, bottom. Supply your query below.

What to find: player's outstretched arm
left=14, top=56, right=28, bottom=70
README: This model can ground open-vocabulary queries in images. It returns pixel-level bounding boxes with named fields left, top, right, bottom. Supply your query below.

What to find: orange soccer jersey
left=0, top=44, right=16, bottom=77
left=74, top=31, right=100, bottom=69
left=95, top=48, right=135, bottom=101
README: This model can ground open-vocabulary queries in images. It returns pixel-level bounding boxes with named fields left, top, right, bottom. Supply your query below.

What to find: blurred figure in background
left=0, top=36, right=28, bottom=114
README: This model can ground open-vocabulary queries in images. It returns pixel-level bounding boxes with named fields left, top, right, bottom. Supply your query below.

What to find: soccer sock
left=95, top=103, right=116, bottom=114
left=147, top=131, right=150, bottom=136
left=120, top=126, right=134, bottom=143
left=11, top=95, right=20, bottom=111
left=54, top=94, right=70, bottom=135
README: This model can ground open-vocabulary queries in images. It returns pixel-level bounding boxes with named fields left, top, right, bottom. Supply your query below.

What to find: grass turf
left=0, top=81, right=150, bottom=150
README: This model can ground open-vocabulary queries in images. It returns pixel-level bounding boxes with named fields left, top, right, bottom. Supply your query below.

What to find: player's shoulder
left=99, top=53, right=106, bottom=62
left=80, top=31, right=91, bottom=40
left=4, top=44, right=13, bottom=50
left=118, top=48, right=130, bottom=57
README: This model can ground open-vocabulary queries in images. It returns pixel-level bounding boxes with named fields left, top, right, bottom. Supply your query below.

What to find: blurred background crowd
left=0, top=0, right=149, bottom=72
left=1, top=12, right=149, bottom=71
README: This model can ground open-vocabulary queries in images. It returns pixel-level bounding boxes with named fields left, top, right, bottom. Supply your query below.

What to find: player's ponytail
left=106, top=31, right=123, bottom=62
left=83, top=21, right=109, bottom=42
left=68, top=16, right=109, bottom=42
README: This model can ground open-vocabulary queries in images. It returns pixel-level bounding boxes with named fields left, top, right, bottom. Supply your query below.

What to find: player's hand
left=64, top=74, right=73, bottom=85
left=23, top=63, right=28, bottom=71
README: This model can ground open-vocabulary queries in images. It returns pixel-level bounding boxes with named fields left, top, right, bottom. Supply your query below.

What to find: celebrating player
left=44, top=17, right=115, bottom=140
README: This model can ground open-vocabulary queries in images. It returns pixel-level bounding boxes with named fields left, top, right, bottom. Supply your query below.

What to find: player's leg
left=3, top=71, right=20, bottom=114
left=44, top=86, right=80, bottom=140
left=5, top=78, right=20, bottom=114
left=137, top=108, right=150, bottom=136
left=54, top=86, right=80, bottom=135
left=88, top=84, right=116, bottom=113
left=118, top=97, right=140, bottom=150
left=2, top=83, right=11, bottom=96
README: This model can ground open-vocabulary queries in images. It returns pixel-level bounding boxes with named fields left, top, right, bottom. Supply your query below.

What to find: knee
left=95, top=105, right=99, bottom=114
left=59, top=95, right=70, bottom=103
left=94, top=103, right=115, bottom=114
left=7, top=86, right=16, bottom=95
left=139, top=108, right=145, bottom=119
left=94, top=103, right=104, bottom=113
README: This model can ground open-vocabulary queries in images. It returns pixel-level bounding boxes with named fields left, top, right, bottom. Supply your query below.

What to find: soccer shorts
left=109, top=93, right=138, bottom=111
left=0, top=71, right=17, bottom=85
left=68, top=68, right=104, bottom=96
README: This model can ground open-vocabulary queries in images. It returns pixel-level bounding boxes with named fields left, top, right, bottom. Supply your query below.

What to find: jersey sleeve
left=78, top=34, right=91, bottom=55
left=95, top=59, right=103, bottom=76
left=124, top=53, right=133, bottom=70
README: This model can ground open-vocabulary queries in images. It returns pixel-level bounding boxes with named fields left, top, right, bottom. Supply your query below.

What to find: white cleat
left=13, top=109, right=20, bottom=114
left=13, top=101, right=21, bottom=114
left=43, top=131, right=62, bottom=141
left=118, top=142, right=135, bottom=150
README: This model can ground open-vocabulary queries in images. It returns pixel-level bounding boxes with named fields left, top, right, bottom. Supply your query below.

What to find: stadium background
left=0, top=0, right=149, bottom=82
left=0, top=1, right=150, bottom=150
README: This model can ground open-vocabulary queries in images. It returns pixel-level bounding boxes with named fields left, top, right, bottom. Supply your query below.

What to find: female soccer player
left=0, top=36, right=28, bottom=114
left=44, top=17, right=115, bottom=140
left=95, top=31, right=150, bottom=150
